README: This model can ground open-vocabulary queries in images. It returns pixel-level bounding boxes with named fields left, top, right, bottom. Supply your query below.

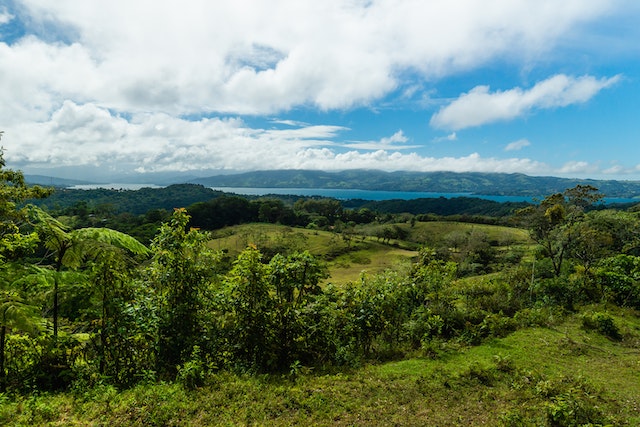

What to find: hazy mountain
left=24, top=174, right=97, bottom=187
left=190, top=170, right=640, bottom=199
left=25, top=169, right=640, bottom=199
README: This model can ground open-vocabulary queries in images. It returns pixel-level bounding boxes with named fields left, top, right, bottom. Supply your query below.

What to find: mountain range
left=189, top=170, right=640, bottom=199
left=25, top=170, right=640, bottom=199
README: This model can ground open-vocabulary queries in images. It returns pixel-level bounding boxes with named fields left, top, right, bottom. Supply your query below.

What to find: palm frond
left=0, top=290, right=41, bottom=334
left=26, top=205, right=70, bottom=253
left=70, top=227, right=150, bottom=257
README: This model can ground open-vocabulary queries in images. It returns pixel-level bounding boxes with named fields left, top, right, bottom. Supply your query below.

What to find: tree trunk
left=53, top=274, right=59, bottom=339
left=100, top=286, right=107, bottom=375
left=0, top=325, right=6, bottom=392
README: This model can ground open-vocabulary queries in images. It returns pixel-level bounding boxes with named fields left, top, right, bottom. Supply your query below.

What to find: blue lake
left=69, top=184, right=639, bottom=204
left=212, top=187, right=535, bottom=203
left=211, top=187, right=640, bottom=204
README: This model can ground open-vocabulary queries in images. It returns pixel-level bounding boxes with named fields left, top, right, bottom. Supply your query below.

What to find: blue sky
left=1, top=0, right=639, bottom=181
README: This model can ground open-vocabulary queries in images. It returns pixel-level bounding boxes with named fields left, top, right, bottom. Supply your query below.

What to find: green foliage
left=0, top=149, right=52, bottom=261
left=145, top=208, right=221, bottom=377
left=31, top=184, right=220, bottom=215
left=595, top=254, right=640, bottom=308
left=581, top=312, right=622, bottom=340
left=4, top=166, right=640, bottom=427
left=222, top=245, right=273, bottom=371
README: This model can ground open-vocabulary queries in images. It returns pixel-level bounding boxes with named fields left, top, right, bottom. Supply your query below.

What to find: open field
left=208, top=221, right=533, bottom=284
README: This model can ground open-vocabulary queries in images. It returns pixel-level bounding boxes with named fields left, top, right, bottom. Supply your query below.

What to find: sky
left=1, top=0, right=640, bottom=182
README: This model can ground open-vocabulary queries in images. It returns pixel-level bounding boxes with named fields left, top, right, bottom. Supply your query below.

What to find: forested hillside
left=3, top=154, right=640, bottom=425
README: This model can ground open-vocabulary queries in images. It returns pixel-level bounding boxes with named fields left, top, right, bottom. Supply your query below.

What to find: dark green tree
left=268, top=251, right=328, bottom=369
left=146, top=208, right=220, bottom=377
left=518, top=185, right=603, bottom=277
left=223, top=245, right=272, bottom=371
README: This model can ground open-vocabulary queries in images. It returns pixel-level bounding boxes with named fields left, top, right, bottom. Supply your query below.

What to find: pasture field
left=208, top=221, right=532, bottom=284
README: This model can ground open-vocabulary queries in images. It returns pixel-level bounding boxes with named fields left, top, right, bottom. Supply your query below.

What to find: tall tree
left=518, top=185, right=603, bottom=277
left=145, top=208, right=220, bottom=376
left=29, top=207, right=149, bottom=341
left=268, top=251, right=327, bottom=369
left=0, top=144, right=52, bottom=261
left=223, top=245, right=272, bottom=371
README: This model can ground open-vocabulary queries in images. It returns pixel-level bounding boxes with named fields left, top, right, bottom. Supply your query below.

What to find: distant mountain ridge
left=25, top=174, right=97, bottom=187
left=190, top=170, right=640, bottom=199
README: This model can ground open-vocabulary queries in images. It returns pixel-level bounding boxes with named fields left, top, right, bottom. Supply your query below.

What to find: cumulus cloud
left=430, top=74, right=621, bottom=130
left=343, top=130, right=420, bottom=150
left=505, top=139, right=531, bottom=151
left=2, top=0, right=616, bottom=118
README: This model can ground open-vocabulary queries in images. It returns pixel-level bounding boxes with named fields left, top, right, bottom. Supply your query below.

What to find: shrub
left=581, top=312, right=622, bottom=340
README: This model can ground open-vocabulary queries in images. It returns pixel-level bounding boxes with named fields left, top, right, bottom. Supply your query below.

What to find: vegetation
left=4, top=148, right=640, bottom=425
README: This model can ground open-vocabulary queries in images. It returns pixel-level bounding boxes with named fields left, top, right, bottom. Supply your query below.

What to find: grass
left=3, top=308, right=638, bottom=426
left=402, top=221, right=531, bottom=246
left=207, top=221, right=532, bottom=285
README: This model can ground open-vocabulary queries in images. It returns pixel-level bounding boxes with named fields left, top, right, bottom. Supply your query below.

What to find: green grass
left=3, top=308, right=638, bottom=426
left=207, top=221, right=532, bottom=285
left=402, top=221, right=532, bottom=246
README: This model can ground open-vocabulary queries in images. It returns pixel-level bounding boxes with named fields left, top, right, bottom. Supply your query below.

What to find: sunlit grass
left=207, top=221, right=533, bottom=285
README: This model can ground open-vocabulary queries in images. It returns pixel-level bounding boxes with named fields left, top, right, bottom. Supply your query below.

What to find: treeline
left=187, top=196, right=377, bottom=230
left=31, top=184, right=222, bottom=215
left=346, top=196, right=530, bottom=218
left=31, top=183, right=533, bottom=219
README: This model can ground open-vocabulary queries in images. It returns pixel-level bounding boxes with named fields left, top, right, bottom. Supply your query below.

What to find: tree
left=29, top=207, right=149, bottom=339
left=0, top=288, right=41, bottom=392
left=268, top=251, right=328, bottom=369
left=518, top=185, right=603, bottom=277
left=223, top=245, right=273, bottom=371
left=145, top=208, right=220, bottom=376
left=0, top=145, right=52, bottom=261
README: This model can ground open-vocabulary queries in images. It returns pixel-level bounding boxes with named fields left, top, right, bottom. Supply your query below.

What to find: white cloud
left=431, top=74, right=620, bottom=130
left=557, top=160, right=598, bottom=175
left=2, top=0, right=636, bottom=178
left=505, top=139, right=531, bottom=151
left=2, top=0, right=616, bottom=118
left=433, top=132, right=457, bottom=142
left=602, top=164, right=624, bottom=175
left=343, top=130, right=419, bottom=150
left=0, top=7, right=14, bottom=25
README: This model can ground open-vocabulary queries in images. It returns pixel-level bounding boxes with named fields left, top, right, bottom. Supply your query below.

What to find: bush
left=514, top=306, right=564, bottom=328
left=581, top=312, right=622, bottom=340
left=535, top=375, right=615, bottom=427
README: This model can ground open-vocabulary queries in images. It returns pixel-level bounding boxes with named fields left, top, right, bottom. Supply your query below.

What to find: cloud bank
left=8, top=101, right=553, bottom=178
